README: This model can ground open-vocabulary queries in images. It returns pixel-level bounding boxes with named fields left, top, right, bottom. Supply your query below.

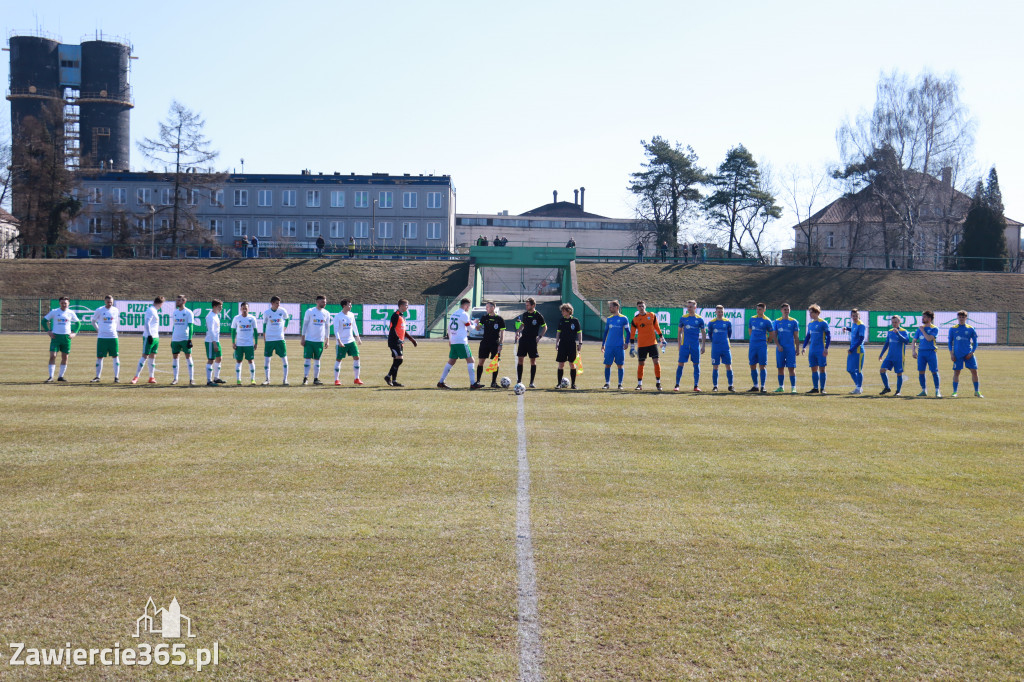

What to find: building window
left=88, top=217, right=102, bottom=234
left=281, top=190, right=296, bottom=207
left=137, top=217, right=150, bottom=232
left=330, top=191, right=345, bottom=208
left=257, top=220, right=272, bottom=237
left=186, top=189, right=199, bottom=206
left=159, top=218, right=170, bottom=232
left=378, top=191, right=393, bottom=209
left=403, top=192, right=417, bottom=209
left=353, top=221, right=369, bottom=238
left=211, top=189, right=224, bottom=207
left=426, top=222, right=442, bottom=240
left=160, top=188, right=173, bottom=206
left=233, top=189, right=248, bottom=207
left=354, top=191, right=369, bottom=208
left=427, top=192, right=443, bottom=209
left=112, top=188, right=127, bottom=205
left=827, top=232, right=835, bottom=248
left=281, top=220, right=297, bottom=237
left=87, top=188, right=102, bottom=204
left=841, top=234, right=848, bottom=249
left=378, top=221, right=393, bottom=239
left=233, top=220, right=248, bottom=236
left=210, top=219, right=222, bottom=236
left=329, top=221, right=344, bottom=238
left=402, top=222, right=417, bottom=239
left=136, top=188, right=151, bottom=205
left=258, top=190, right=273, bottom=207
left=306, top=190, right=320, bottom=208
left=306, top=220, right=320, bottom=237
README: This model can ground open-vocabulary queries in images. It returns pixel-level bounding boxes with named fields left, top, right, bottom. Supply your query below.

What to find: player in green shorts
left=437, top=298, right=483, bottom=389
left=261, top=295, right=291, bottom=385
left=332, top=299, right=363, bottom=386
left=43, top=296, right=81, bottom=382
left=299, top=295, right=331, bottom=385
left=230, top=302, right=259, bottom=384
left=90, top=295, right=121, bottom=383
left=169, top=294, right=197, bottom=386
left=204, top=299, right=226, bottom=385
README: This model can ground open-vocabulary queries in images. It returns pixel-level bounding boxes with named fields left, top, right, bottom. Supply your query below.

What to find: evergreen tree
left=958, top=167, right=1007, bottom=271
left=704, top=145, right=780, bottom=258
left=628, top=137, right=706, bottom=248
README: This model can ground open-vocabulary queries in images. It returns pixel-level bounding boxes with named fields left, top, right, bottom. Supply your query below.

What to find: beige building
left=0, top=208, right=19, bottom=259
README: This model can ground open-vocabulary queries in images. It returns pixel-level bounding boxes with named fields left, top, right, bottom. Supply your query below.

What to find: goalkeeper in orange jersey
left=630, top=300, right=667, bottom=391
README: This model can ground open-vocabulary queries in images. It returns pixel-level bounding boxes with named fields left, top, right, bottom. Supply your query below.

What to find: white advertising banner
left=118, top=300, right=183, bottom=333
left=696, top=308, right=746, bottom=340
left=246, top=302, right=302, bottom=335
left=820, top=310, right=871, bottom=343
left=934, top=311, right=998, bottom=344
left=362, top=304, right=426, bottom=336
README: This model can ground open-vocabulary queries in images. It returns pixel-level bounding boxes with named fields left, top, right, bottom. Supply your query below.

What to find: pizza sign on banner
left=820, top=310, right=871, bottom=343
left=362, top=304, right=426, bottom=336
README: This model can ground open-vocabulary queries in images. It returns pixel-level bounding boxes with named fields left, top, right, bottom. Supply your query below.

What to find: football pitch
left=1, top=333, right=1022, bottom=680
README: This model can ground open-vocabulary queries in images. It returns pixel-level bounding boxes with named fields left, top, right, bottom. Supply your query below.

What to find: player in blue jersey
left=772, top=303, right=801, bottom=393
left=912, top=310, right=941, bottom=398
left=675, top=299, right=706, bottom=392
left=948, top=309, right=982, bottom=398
left=601, top=300, right=630, bottom=390
left=878, top=315, right=910, bottom=396
left=747, top=302, right=774, bottom=393
left=845, top=308, right=867, bottom=394
left=706, top=305, right=734, bottom=392
left=802, top=304, right=831, bottom=394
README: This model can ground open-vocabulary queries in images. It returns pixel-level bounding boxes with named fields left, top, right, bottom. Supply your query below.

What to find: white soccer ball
left=513, top=382, right=526, bottom=395
left=559, top=377, right=571, bottom=388
left=500, top=376, right=512, bottom=388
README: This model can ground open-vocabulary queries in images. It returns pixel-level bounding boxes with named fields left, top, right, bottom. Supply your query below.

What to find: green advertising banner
left=48, top=300, right=238, bottom=335
left=868, top=311, right=920, bottom=343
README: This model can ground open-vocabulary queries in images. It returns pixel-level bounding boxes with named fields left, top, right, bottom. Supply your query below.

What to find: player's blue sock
left=693, top=366, right=700, bottom=386
left=712, top=368, right=719, bottom=387
left=726, top=370, right=733, bottom=387
left=617, top=366, right=623, bottom=384
left=750, top=368, right=758, bottom=385
left=952, top=381, right=959, bottom=393
left=919, top=373, right=926, bottom=389
left=760, top=368, right=766, bottom=387
left=812, top=372, right=819, bottom=390
left=973, top=381, right=979, bottom=392
left=896, top=375, right=903, bottom=393
left=676, top=365, right=683, bottom=385
left=778, top=373, right=784, bottom=387
left=881, top=373, right=889, bottom=389
left=931, top=372, right=940, bottom=389
left=819, top=371, right=825, bottom=390
left=789, top=374, right=796, bottom=388
left=604, top=366, right=610, bottom=383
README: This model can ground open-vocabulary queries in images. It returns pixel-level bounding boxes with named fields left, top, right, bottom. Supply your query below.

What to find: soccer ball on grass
left=559, top=377, right=571, bottom=388
left=513, top=383, right=526, bottom=395
left=500, top=376, right=512, bottom=388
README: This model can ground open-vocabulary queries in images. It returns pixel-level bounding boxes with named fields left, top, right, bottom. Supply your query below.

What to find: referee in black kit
left=515, top=297, right=547, bottom=388
left=475, top=301, right=506, bottom=387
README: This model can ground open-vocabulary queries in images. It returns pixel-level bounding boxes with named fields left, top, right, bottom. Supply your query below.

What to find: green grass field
left=1, top=334, right=1022, bottom=680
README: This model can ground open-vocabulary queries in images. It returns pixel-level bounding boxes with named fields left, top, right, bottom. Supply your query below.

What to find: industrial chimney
left=553, top=190, right=558, bottom=204
left=574, top=189, right=579, bottom=205
left=580, top=187, right=585, bottom=211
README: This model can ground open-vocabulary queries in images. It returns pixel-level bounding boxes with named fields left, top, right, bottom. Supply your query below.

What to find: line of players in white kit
left=41, top=295, right=984, bottom=397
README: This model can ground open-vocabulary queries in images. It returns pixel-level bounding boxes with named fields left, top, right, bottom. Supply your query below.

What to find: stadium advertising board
left=362, top=304, right=426, bottom=336
left=246, top=302, right=302, bottom=335
left=620, top=307, right=677, bottom=339
left=299, top=303, right=364, bottom=334
left=820, top=310, right=871, bottom=343
left=741, top=309, right=808, bottom=341
left=50, top=299, right=237, bottom=335
left=869, top=311, right=997, bottom=344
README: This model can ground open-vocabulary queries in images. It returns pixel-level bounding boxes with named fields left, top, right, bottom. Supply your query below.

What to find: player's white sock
left=48, top=364, right=55, bottom=379
left=236, top=363, right=242, bottom=380
left=282, top=360, right=289, bottom=382
left=304, top=359, right=311, bottom=378
left=206, top=364, right=212, bottom=382
left=466, top=364, right=475, bottom=384
left=214, top=361, right=221, bottom=379
left=136, top=357, right=146, bottom=376
left=96, top=359, right=103, bottom=377
left=313, top=360, right=320, bottom=378
left=264, top=357, right=271, bottom=381
left=187, top=358, right=194, bottom=381
left=59, top=363, right=67, bottom=378
left=440, top=363, right=453, bottom=382
left=249, top=363, right=256, bottom=380
left=334, top=361, right=341, bottom=381
left=172, top=359, right=179, bottom=381
left=148, top=358, right=156, bottom=378
left=113, top=358, right=120, bottom=379
left=353, top=360, right=360, bottom=380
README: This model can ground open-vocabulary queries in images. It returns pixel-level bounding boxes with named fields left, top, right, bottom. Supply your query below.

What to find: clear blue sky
left=5, top=0, right=1022, bottom=250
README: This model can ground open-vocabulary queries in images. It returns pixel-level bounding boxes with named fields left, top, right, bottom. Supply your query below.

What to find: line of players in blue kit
left=600, top=300, right=983, bottom=397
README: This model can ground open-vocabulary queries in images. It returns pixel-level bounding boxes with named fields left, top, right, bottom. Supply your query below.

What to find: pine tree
left=958, top=167, right=1007, bottom=271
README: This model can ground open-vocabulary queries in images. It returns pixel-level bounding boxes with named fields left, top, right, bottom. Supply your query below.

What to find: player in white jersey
left=90, top=295, right=121, bottom=383
left=231, top=302, right=259, bottom=384
left=169, top=294, right=197, bottom=385
left=132, top=295, right=165, bottom=384
left=332, top=298, right=363, bottom=386
left=43, top=296, right=81, bottom=382
left=300, top=295, right=332, bottom=385
left=204, top=299, right=226, bottom=386
left=261, top=295, right=291, bottom=385
left=437, top=298, right=484, bottom=389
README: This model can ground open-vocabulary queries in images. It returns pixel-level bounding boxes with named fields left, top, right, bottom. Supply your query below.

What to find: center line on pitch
left=516, top=392, right=543, bottom=681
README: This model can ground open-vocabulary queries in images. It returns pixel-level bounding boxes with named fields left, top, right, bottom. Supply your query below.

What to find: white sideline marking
left=516, top=393, right=543, bottom=681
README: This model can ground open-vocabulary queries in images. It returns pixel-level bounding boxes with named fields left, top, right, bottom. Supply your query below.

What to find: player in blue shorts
left=601, top=300, right=630, bottom=390
left=802, top=304, right=831, bottom=394
left=845, top=308, right=867, bottom=394
left=675, top=299, right=706, bottom=392
left=772, top=303, right=800, bottom=393
left=878, top=315, right=910, bottom=396
left=747, top=302, right=774, bottom=393
left=948, top=309, right=982, bottom=398
left=912, top=310, right=941, bottom=398
left=706, top=305, right=734, bottom=392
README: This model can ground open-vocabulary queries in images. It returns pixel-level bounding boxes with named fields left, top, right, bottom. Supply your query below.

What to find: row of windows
left=81, top=217, right=445, bottom=240
left=88, top=187, right=445, bottom=210
left=458, top=217, right=629, bottom=229
left=823, top=231, right=963, bottom=251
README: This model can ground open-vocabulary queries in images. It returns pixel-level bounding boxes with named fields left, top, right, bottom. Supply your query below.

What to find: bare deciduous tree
left=782, top=164, right=832, bottom=265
